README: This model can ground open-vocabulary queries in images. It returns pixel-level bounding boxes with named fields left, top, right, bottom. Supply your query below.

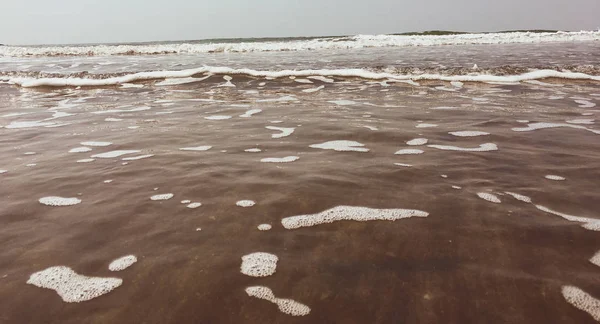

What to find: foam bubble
left=39, top=196, right=81, bottom=207
left=24, top=152, right=36, bottom=155
left=448, top=131, right=490, bottom=137
left=281, top=205, right=428, bottom=229
left=245, top=148, right=262, bottom=153
left=261, top=156, right=299, bottom=163
left=302, top=85, right=325, bottom=93
left=407, top=138, right=428, bottom=146
left=236, top=200, right=255, bottom=207
left=452, top=185, right=462, bottom=189
left=504, top=192, right=532, bottom=203
left=27, top=266, right=122, bottom=303
left=187, top=202, right=202, bottom=208
left=428, top=143, right=498, bottom=152
left=416, top=123, right=438, bottom=128
left=81, top=141, right=112, bottom=147
left=394, top=149, right=424, bottom=155
left=122, top=154, right=154, bottom=161
left=477, top=192, right=501, bottom=203
left=180, top=145, right=212, bottom=151
left=328, top=100, right=357, bottom=106
left=69, top=147, right=92, bottom=153
left=181, top=200, right=191, bottom=204
left=204, top=115, right=232, bottom=120
left=512, top=122, right=600, bottom=135
left=441, top=174, right=448, bottom=178
left=108, top=255, right=137, bottom=271
left=26, top=163, right=36, bottom=167
left=77, top=159, right=95, bottom=163
left=394, top=163, right=412, bottom=167
left=258, top=224, right=272, bottom=231
left=92, top=150, right=141, bottom=158
left=0, top=170, right=7, bottom=174
left=150, top=193, right=174, bottom=201
left=561, top=286, right=600, bottom=321
left=265, top=126, right=295, bottom=138
left=240, top=252, right=278, bottom=277
left=104, top=180, right=113, bottom=183
left=240, top=109, right=262, bottom=118
left=245, top=286, right=311, bottom=316
left=310, top=140, right=369, bottom=152
left=545, top=175, right=565, bottom=181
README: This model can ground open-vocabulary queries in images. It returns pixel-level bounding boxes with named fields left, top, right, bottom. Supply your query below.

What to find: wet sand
left=0, top=75, right=599, bottom=323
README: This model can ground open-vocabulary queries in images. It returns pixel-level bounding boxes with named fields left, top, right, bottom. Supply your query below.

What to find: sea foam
left=245, top=286, right=311, bottom=316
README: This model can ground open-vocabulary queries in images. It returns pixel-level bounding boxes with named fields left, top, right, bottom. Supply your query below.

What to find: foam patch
left=69, top=147, right=92, bottom=153
left=104, top=180, right=113, bottom=183
left=0, top=170, right=7, bottom=174
left=477, top=192, right=501, bottom=203
left=302, top=85, right=324, bottom=93
left=39, top=196, right=81, bottom=207
left=245, top=148, right=262, bottom=152
left=310, top=140, right=369, bottom=152
left=179, top=146, right=212, bottom=151
left=328, top=100, right=356, bottom=106
left=108, top=255, right=137, bottom=271
left=449, top=131, right=490, bottom=137
left=240, top=109, right=262, bottom=118
left=415, top=123, right=438, bottom=128
left=5, top=120, right=56, bottom=129
left=505, top=192, right=532, bottom=203
left=258, top=224, right=272, bottom=231
left=181, top=200, right=191, bottom=204
left=122, top=154, right=154, bottom=161
left=150, top=193, right=174, bottom=201
left=281, top=205, right=428, bottom=229
left=561, top=286, right=600, bottom=321
left=566, top=119, right=594, bottom=125
left=77, top=159, right=95, bottom=163
left=535, top=205, right=599, bottom=226
left=394, top=163, right=412, bottom=167
left=204, top=115, right=232, bottom=120
left=545, top=175, right=565, bottom=181
left=512, top=122, right=600, bottom=135
left=362, top=126, right=378, bottom=131
left=590, top=250, right=600, bottom=268
left=452, top=186, right=462, bottom=189
left=92, top=150, right=141, bottom=158
left=407, top=138, right=428, bottom=146
left=240, top=252, right=278, bottom=277
left=428, top=143, right=498, bottom=152
left=245, top=286, right=311, bottom=316
left=261, top=156, right=299, bottom=163
left=236, top=200, right=255, bottom=207
left=187, top=202, right=202, bottom=208
left=27, top=266, right=122, bottom=303
left=81, top=141, right=112, bottom=147
left=265, top=126, right=295, bottom=138
left=395, top=149, right=424, bottom=155
left=574, top=100, right=597, bottom=108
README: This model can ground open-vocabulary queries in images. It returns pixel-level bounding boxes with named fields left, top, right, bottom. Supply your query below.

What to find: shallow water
left=1, top=40, right=600, bottom=323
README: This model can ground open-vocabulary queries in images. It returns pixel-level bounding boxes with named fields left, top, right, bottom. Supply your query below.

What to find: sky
left=1, top=0, right=599, bottom=45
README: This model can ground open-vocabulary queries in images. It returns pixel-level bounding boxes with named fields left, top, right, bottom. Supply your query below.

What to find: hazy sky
left=1, top=0, right=599, bottom=45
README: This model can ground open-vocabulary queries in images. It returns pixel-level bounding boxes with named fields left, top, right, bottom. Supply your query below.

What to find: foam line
left=6, top=66, right=600, bottom=88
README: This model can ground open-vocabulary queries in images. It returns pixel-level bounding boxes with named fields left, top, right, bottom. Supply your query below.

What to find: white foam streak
left=8, top=65, right=600, bottom=88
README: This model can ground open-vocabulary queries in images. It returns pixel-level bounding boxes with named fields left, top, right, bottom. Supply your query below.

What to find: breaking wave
left=1, top=31, right=599, bottom=57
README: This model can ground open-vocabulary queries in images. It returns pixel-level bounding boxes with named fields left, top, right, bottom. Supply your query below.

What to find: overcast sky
left=1, top=0, right=599, bottom=45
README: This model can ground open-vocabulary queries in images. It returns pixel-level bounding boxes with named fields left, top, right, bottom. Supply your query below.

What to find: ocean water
left=1, top=32, right=600, bottom=324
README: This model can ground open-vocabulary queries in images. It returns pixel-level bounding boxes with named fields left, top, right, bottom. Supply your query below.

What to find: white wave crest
left=1, top=31, right=599, bottom=57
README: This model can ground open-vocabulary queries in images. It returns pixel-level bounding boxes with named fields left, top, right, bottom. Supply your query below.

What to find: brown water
left=0, top=72, right=599, bottom=323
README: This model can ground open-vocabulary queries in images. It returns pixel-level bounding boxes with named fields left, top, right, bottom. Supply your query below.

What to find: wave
left=1, top=31, right=599, bottom=57
left=1, top=65, right=600, bottom=88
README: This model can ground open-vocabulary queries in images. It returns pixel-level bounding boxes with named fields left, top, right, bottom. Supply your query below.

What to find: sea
left=1, top=31, right=600, bottom=324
